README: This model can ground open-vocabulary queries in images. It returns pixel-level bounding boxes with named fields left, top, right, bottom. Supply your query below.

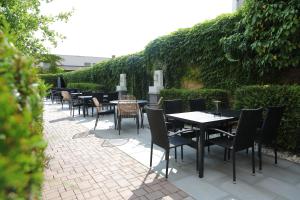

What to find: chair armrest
left=208, top=128, right=236, bottom=137
left=168, top=128, right=194, bottom=136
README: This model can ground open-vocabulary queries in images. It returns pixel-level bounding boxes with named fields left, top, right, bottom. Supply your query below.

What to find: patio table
left=166, top=111, right=239, bottom=178
left=78, top=95, right=93, bottom=117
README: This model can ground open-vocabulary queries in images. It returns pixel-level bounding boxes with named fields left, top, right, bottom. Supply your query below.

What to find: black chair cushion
left=169, top=135, right=192, bottom=148
left=209, top=136, right=234, bottom=149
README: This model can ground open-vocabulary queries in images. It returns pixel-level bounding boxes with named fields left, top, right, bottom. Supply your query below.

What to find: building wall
left=232, top=0, right=244, bottom=11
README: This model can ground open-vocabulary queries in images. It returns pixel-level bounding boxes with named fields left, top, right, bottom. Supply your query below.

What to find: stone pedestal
left=148, top=70, right=164, bottom=104
left=149, top=93, right=160, bottom=105
left=116, top=74, right=127, bottom=99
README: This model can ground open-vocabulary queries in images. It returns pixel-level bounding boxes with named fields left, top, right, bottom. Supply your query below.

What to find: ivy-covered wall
left=63, top=1, right=299, bottom=93
left=0, top=32, right=46, bottom=199
left=63, top=53, right=150, bottom=98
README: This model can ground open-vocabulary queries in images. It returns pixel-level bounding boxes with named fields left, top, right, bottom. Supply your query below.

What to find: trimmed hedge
left=234, top=85, right=300, bottom=152
left=67, top=82, right=104, bottom=91
left=160, top=88, right=230, bottom=111
left=0, top=32, right=46, bottom=198
left=39, top=73, right=63, bottom=88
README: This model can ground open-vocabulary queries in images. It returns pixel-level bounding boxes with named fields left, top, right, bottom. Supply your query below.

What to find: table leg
left=83, top=102, right=86, bottom=117
left=198, top=125, right=205, bottom=178
left=196, top=129, right=199, bottom=171
left=140, top=106, right=144, bottom=128
left=114, top=105, right=117, bottom=129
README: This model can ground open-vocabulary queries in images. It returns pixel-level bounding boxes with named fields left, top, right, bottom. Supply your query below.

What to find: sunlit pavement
left=43, top=100, right=300, bottom=200
left=42, top=100, right=192, bottom=200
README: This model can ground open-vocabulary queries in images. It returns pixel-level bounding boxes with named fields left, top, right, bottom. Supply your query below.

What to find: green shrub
left=0, top=32, right=46, bottom=199
left=67, top=82, right=104, bottom=91
left=39, top=73, right=63, bottom=88
left=234, top=85, right=300, bottom=152
left=160, top=88, right=230, bottom=111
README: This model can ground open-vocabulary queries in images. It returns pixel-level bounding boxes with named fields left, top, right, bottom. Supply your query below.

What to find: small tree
left=39, top=54, right=64, bottom=74
left=0, top=0, right=72, bottom=60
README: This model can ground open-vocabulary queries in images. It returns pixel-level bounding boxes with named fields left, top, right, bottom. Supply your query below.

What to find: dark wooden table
left=78, top=95, right=93, bottom=117
left=166, top=111, right=239, bottom=178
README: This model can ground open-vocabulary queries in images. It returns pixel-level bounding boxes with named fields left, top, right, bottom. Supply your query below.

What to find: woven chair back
left=61, top=91, right=71, bottom=101
left=117, top=100, right=139, bottom=117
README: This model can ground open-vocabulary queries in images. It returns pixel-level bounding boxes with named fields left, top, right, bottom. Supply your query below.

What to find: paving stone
left=42, top=101, right=192, bottom=200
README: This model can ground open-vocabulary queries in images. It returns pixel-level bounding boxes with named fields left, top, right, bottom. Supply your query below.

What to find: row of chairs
left=147, top=98, right=284, bottom=182
left=60, top=91, right=118, bottom=117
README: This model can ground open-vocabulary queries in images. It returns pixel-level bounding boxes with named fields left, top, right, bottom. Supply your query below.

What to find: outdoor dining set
left=51, top=88, right=284, bottom=184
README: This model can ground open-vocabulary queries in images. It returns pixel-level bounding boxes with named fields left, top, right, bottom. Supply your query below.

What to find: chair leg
left=258, top=142, right=262, bottom=171
left=228, top=149, right=231, bottom=160
left=141, top=109, right=144, bottom=129
left=72, top=107, right=75, bottom=117
left=274, top=144, right=278, bottom=164
left=165, top=150, right=169, bottom=178
left=181, top=145, right=183, bottom=160
left=224, top=148, right=227, bottom=161
left=114, top=110, right=117, bottom=130
left=252, top=144, right=255, bottom=175
left=118, top=116, right=121, bottom=135
left=174, top=148, right=177, bottom=161
left=206, top=133, right=210, bottom=152
left=94, top=114, right=99, bottom=130
left=150, top=142, right=153, bottom=167
left=136, top=115, right=139, bottom=134
left=232, top=149, right=236, bottom=183
left=246, top=148, right=249, bottom=154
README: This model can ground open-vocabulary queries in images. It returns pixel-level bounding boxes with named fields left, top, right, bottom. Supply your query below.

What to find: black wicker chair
left=164, top=99, right=185, bottom=131
left=208, top=108, right=263, bottom=183
left=189, top=98, right=206, bottom=112
left=146, top=108, right=193, bottom=178
left=256, top=106, right=284, bottom=170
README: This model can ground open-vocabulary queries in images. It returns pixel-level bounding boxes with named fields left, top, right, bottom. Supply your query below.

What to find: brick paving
left=42, top=104, right=193, bottom=200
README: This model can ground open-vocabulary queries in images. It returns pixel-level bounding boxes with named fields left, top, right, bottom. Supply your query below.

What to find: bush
left=39, top=73, right=63, bottom=88
left=0, top=32, right=46, bottom=198
left=160, top=88, right=230, bottom=111
left=234, top=85, right=300, bottom=152
left=67, top=82, right=104, bottom=91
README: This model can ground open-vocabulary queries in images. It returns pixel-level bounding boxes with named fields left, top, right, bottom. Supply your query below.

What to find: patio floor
left=42, top=101, right=300, bottom=200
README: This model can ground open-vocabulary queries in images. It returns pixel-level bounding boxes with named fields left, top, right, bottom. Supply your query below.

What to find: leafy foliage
left=0, top=31, right=46, bottom=199
left=38, top=54, right=64, bottom=74
left=63, top=53, right=150, bottom=98
left=223, top=0, right=300, bottom=78
left=67, top=82, right=104, bottom=92
left=0, top=0, right=71, bottom=59
left=234, top=85, right=300, bottom=152
left=160, top=88, right=230, bottom=111
left=64, top=1, right=299, bottom=91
